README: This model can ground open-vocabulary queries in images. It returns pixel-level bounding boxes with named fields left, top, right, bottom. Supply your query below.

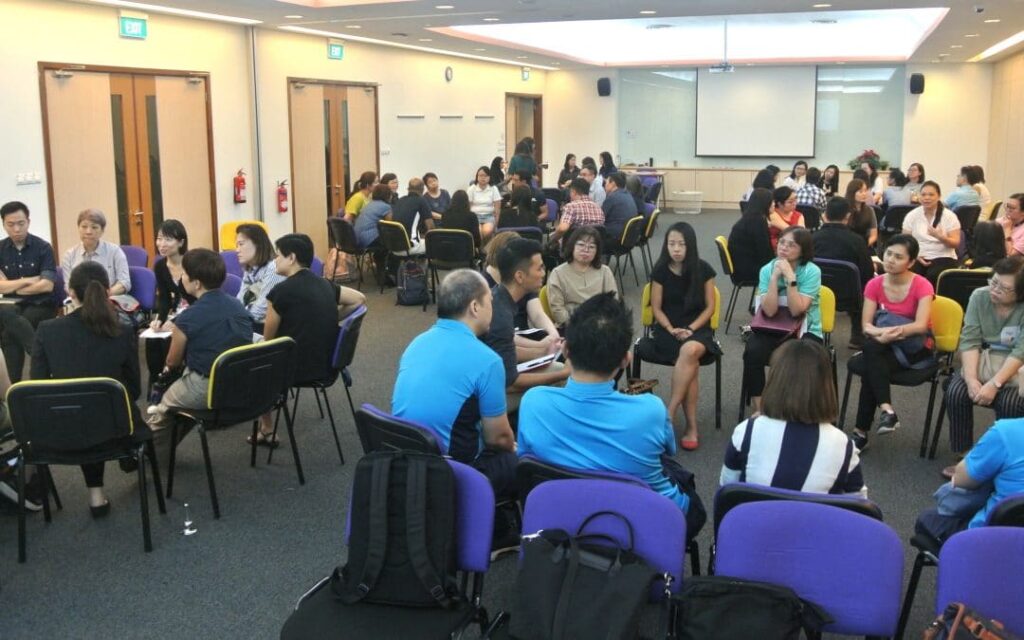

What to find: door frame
left=504, top=92, right=543, bottom=184
left=38, top=61, right=218, bottom=256
left=286, top=77, right=381, bottom=237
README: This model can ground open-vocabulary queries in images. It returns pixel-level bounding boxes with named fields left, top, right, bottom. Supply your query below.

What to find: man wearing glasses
left=547, top=178, right=604, bottom=249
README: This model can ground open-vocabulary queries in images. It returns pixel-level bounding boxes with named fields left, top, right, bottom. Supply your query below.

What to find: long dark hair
left=599, top=151, right=615, bottom=169
left=489, top=157, right=504, bottom=185
left=655, top=221, right=704, bottom=313
left=789, top=161, right=807, bottom=180
left=821, top=164, right=840, bottom=195
left=157, top=219, right=188, bottom=254
left=69, top=262, right=120, bottom=338
left=563, top=153, right=576, bottom=171
left=744, top=188, right=774, bottom=220
left=972, top=221, right=1007, bottom=267
left=448, top=190, right=471, bottom=215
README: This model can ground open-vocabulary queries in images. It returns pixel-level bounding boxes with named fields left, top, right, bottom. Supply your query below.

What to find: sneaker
left=876, top=411, right=901, bottom=435
left=0, top=477, right=42, bottom=512
left=851, top=430, right=869, bottom=452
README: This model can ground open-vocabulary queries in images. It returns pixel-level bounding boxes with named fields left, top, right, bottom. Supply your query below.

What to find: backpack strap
left=405, top=455, right=453, bottom=608
left=739, top=417, right=756, bottom=483
left=339, top=454, right=392, bottom=603
left=552, top=536, right=582, bottom=640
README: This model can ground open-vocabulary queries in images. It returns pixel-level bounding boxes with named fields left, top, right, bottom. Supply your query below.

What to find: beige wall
left=988, top=52, right=1024, bottom=200
left=542, top=69, right=619, bottom=186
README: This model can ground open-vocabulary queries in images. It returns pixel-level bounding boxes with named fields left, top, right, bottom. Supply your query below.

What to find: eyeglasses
left=989, top=277, right=1014, bottom=295
left=575, top=242, right=597, bottom=251
left=778, top=239, right=799, bottom=249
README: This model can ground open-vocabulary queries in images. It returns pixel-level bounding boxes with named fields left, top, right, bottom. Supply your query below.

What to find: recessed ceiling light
left=418, top=38, right=432, bottom=41
left=984, top=19, right=1001, bottom=23
left=435, top=4, right=454, bottom=8
left=836, top=61, right=845, bottom=65
left=812, top=3, right=832, bottom=7
left=965, top=33, right=980, bottom=37
left=284, top=15, right=303, bottom=19
left=811, top=19, right=837, bottom=24
left=483, top=17, right=500, bottom=21
left=950, top=44, right=963, bottom=48
left=345, top=25, right=361, bottom=29
left=516, top=55, right=528, bottom=59
left=971, top=28, right=1024, bottom=61
left=639, top=10, right=657, bottom=15
left=474, top=47, right=487, bottom=51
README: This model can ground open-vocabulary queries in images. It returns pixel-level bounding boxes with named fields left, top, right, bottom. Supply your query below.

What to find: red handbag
left=749, top=305, right=804, bottom=338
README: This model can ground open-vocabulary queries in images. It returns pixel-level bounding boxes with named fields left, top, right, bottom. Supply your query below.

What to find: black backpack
left=333, top=451, right=459, bottom=608
left=397, top=260, right=429, bottom=309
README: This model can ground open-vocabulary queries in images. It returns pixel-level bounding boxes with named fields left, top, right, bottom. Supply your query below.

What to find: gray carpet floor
left=1, top=210, right=990, bottom=638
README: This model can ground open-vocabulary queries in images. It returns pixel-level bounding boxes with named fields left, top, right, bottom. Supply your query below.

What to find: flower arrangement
left=848, top=149, right=890, bottom=171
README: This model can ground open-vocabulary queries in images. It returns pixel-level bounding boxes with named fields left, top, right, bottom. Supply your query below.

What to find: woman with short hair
left=467, top=165, right=502, bottom=242
left=145, top=219, right=193, bottom=381
left=546, top=226, right=617, bottom=328
left=61, top=208, right=131, bottom=295
left=235, top=223, right=284, bottom=334
left=768, top=186, right=805, bottom=250
left=422, top=172, right=451, bottom=218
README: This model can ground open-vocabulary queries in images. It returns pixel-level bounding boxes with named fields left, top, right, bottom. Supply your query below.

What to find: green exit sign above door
left=119, top=16, right=148, bottom=39
left=328, top=42, right=344, bottom=60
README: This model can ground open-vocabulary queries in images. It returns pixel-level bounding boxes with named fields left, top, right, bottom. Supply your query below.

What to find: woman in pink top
left=768, top=186, right=805, bottom=250
left=852, top=234, right=934, bottom=451
left=998, top=194, right=1024, bottom=256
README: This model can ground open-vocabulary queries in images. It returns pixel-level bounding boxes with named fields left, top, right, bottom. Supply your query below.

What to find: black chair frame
left=327, top=217, right=375, bottom=290
left=424, top=229, right=478, bottom=303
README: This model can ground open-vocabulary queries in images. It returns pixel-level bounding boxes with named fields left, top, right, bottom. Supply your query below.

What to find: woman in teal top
left=742, top=226, right=822, bottom=415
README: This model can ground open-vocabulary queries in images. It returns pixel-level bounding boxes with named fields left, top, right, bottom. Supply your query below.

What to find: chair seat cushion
left=280, top=579, right=477, bottom=640
left=846, top=353, right=939, bottom=386
left=909, top=531, right=942, bottom=558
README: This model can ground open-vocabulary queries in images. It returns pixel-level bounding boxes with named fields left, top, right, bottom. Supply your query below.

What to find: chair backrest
left=620, top=215, right=645, bottom=247
left=641, top=282, right=721, bottom=332
left=643, top=207, right=660, bottom=240
left=937, top=527, right=1024, bottom=634
left=819, top=285, right=836, bottom=335
left=880, top=205, right=915, bottom=233
left=932, top=295, right=965, bottom=353
left=128, top=266, right=157, bottom=311
left=222, top=273, right=242, bottom=297
left=51, top=268, right=66, bottom=307
left=984, top=199, right=1003, bottom=222
left=712, top=482, right=884, bottom=540
left=448, top=459, right=497, bottom=574
left=378, top=220, right=412, bottom=253
left=954, top=204, right=983, bottom=236
left=716, top=500, right=903, bottom=637
left=516, top=454, right=648, bottom=502
left=545, top=198, right=558, bottom=223
left=522, top=479, right=686, bottom=597
left=796, top=205, right=820, bottom=230
left=207, top=337, right=296, bottom=416
left=986, top=491, right=1024, bottom=527
left=425, top=229, right=476, bottom=266
left=121, top=245, right=148, bottom=268
left=310, top=256, right=324, bottom=277
left=327, top=216, right=361, bottom=254
left=220, top=249, right=242, bottom=278
left=936, top=268, right=991, bottom=312
left=538, top=285, right=553, bottom=320
left=219, top=219, right=269, bottom=251
left=8, top=378, right=135, bottom=454
left=714, top=235, right=735, bottom=278
left=332, top=304, right=367, bottom=371
left=645, top=181, right=662, bottom=204
left=813, top=257, right=863, bottom=314
left=354, top=403, right=444, bottom=455
left=502, top=226, right=544, bottom=243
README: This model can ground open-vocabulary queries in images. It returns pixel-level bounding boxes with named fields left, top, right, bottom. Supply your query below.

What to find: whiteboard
left=695, top=66, right=817, bottom=157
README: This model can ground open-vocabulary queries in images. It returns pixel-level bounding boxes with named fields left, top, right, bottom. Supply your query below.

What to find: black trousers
left=742, top=332, right=823, bottom=398
left=855, top=338, right=906, bottom=431
left=911, top=257, right=958, bottom=286
left=472, top=448, right=518, bottom=501
left=0, top=303, right=55, bottom=382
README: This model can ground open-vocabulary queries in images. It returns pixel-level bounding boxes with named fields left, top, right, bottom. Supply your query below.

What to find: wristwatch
left=789, top=280, right=798, bottom=287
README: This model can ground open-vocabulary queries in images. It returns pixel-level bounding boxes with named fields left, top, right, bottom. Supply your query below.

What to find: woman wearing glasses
left=997, top=194, right=1024, bottom=256
left=940, top=256, right=1024, bottom=478
left=546, top=226, right=617, bottom=329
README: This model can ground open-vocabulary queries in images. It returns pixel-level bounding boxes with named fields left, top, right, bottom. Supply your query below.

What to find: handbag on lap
left=924, top=603, right=1023, bottom=640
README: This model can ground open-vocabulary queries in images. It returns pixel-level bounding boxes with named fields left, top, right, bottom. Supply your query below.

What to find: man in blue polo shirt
left=518, top=292, right=702, bottom=533
left=392, top=268, right=516, bottom=494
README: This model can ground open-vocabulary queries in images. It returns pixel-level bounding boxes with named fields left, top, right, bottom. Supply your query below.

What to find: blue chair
left=310, top=256, right=324, bottom=277
left=354, top=403, right=444, bottom=456
left=281, top=459, right=498, bottom=639
left=545, top=198, right=558, bottom=224
left=50, top=269, right=66, bottom=307
left=935, top=527, right=1024, bottom=635
left=222, top=273, right=242, bottom=297
left=521, top=478, right=686, bottom=599
left=121, top=245, right=148, bottom=268
left=716, top=500, right=903, bottom=638
left=220, top=250, right=242, bottom=278
left=128, top=266, right=156, bottom=313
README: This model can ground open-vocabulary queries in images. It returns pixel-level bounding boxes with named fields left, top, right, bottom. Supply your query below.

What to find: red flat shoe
left=680, top=438, right=699, bottom=451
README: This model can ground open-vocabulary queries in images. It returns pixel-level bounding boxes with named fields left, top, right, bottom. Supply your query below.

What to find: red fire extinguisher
left=277, top=180, right=289, bottom=214
left=233, top=169, right=247, bottom=204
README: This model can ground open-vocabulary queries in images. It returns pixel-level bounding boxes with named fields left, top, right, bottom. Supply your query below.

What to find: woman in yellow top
left=342, top=171, right=377, bottom=222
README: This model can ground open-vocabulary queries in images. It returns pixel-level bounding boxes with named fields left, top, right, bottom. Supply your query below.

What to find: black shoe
left=490, top=502, right=522, bottom=560
left=119, top=457, right=139, bottom=474
left=876, top=411, right=901, bottom=435
left=847, top=336, right=864, bottom=350
left=23, top=473, right=46, bottom=506
left=851, top=430, right=869, bottom=452
left=89, top=501, right=111, bottom=518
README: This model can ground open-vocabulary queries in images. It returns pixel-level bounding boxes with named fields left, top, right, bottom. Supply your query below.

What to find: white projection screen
left=696, top=66, right=818, bottom=157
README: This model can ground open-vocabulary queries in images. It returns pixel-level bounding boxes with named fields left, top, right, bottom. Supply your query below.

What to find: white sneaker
left=0, top=477, right=42, bottom=511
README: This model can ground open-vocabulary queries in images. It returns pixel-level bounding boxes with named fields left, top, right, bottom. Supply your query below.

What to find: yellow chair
left=715, top=235, right=757, bottom=334
left=980, top=199, right=1002, bottom=222
left=219, top=219, right=270, bottom=251
left=632, top=282, right=722, bottom=431
left=820, top=286, right=838, bottom=392
left=838, top=295, right=964, bottom=458
left=539, top=285, right=553, bottom=322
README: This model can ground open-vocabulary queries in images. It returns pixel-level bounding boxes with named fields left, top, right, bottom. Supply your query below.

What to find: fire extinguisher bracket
left=233, top=169, right=247, bottom=204
left=277, top=179, right=289, bottom=214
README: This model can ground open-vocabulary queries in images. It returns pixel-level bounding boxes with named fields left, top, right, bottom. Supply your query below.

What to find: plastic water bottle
left=182, top=502, right=197, bottom=536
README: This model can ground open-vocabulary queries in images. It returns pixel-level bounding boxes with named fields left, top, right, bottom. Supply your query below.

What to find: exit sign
left=119, top=16, right=147, bottom=39
left=328, top=42, right=344, bottom=60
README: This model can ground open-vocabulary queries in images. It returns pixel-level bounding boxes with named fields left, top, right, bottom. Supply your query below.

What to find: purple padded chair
left=222, top=273, right=242, bottom=297
left=283, top=458, right=497, bottom=639
left=121, top=245, right=148, bottom=268
left=128, top=266, right=156, bottom=312
left=716, top=500, right=903, bottom=638
left=545, top=198, right=558, bottom=224
left=310, top=256, right=324, bottom=277
left=354, top=403, right=445, bottom=456
left=220, top=249, right=242, bottom=278
left=521, top=478, right=686, bottom=599
left=936, top=527, right=1024, bottom=635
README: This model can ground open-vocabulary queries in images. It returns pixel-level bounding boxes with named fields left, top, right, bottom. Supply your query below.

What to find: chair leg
left=737, top=377, right=747, bottom=423
left=688, top=539, right=701, bottom=576
left=17, top=455, right=26, bottom=563
left=631, top=345, right=641, bottom=379
left=282, top=398, right=306, bottom=486
left=137, top=446, right=153, bottom=553
left=895, top=552, right=928, bottom=640
left=268, top=401, right=285, bottom=465
left=746, top=287, right=756, bottom=315
left=146, top=440, right=167, bottom=514
left=724, top=287, right=740, bottom=334
left=166, top=420, right=179, bottom=499
left=343, top=381, right=358, bottom=426
left=715, top=356, right=722, bottom=431
left=250, top=419, right=260, bottom=467
left=197, top=423, right=221, bottom=519
left=322, top=387, right=344, bottom=465
left=839, top=371, right=854, bottom=430
left=919, top=379, right=939, bottom=459
left=40, top=465, right=52, bottom=523
left=312, top=386, right=325, bottom=419
left=628, top=251, right=640, bottom=287
left=929, top=396, right=948, bottom=460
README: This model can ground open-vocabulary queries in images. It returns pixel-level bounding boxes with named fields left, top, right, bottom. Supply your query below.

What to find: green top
left=960, top=287, right=1024, bottom=361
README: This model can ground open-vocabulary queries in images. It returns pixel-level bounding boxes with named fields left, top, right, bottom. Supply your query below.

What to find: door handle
left=132, top=211, right=144, bottom=225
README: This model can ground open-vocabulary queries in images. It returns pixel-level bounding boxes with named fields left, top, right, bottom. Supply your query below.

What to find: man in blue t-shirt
left=147, top=249, right=253, bottom=430
left=392, top=268, right=516, bottom=494
left=518, top=292, right=702, bottom=535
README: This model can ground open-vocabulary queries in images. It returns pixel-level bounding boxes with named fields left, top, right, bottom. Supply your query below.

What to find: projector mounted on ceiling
left=709, top=19, right=735, bottom=73
left=708, top=62, right=735, bottom=73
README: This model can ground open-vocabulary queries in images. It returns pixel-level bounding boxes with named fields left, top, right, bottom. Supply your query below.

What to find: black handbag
left=509, top=511, right=659, bottom=640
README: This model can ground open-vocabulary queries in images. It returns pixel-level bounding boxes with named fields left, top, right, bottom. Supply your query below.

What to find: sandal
left=247, top=431, right=280, bottom=449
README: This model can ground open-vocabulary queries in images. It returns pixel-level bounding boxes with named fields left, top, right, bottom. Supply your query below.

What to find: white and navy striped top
left=720, top=416, right=867, bottom=498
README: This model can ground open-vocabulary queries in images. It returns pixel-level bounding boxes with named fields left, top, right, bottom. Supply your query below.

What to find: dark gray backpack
left=396, top=260, right=429, bottom=310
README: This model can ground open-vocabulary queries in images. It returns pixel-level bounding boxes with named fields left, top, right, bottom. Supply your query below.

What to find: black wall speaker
left=597, top=77, right=611, bottom=97
left=910, top=73, right=925, bottom=95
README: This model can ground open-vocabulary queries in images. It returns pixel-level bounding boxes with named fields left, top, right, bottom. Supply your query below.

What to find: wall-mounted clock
left=445, top=66, right=454, bottom=82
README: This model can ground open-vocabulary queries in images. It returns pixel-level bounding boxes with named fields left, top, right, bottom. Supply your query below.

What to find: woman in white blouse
left=901, top=180, right=962, bottom=284
left=235, top=223, right=284, bottom=333
left=782, top=161, right=808, bottom=190
left=467, top=165, right=502, bottom=243
left=61, top=208, right=131, bottom=296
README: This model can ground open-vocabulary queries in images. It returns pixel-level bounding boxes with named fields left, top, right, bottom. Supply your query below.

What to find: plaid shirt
left=795, top=183, right=827, bottom=213
left=560, top=196, right=605, bottom=228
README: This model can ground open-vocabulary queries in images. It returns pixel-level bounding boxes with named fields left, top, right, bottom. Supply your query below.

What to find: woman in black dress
left=145, top=220, right=194, bottom=382
left=644, top=221, right=719, bottom=450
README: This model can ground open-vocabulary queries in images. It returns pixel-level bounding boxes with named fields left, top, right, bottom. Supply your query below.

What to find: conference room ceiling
left=77, top=0, right=1024, bottom=67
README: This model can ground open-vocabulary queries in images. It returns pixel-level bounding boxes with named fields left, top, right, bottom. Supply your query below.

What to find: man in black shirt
left=507, top=170, right=549, bottom=222
left=812, top=196, right=874, bottom=349
left=0, top=201, right=57, bottom=381
left=390, top=178, right=433, bottom=254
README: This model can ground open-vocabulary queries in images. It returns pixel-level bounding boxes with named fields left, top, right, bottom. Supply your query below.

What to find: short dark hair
left=779, top=227, right=813, bottom=265
left=605, top=171, right=626, bottom=189
left=806, top=167, right=821, bottom=185
left=437, top=269, right=489, bottom=319
left=885, top=233, right=920, bottom=261
left=275, top=233, right=314, bottom=268
left=569, top=177, right=590, bottom=196
left=765, top=164, right=781, bottom=176
left=564, top=291, right=632, bottom=375
left=761, top=339, right=837, bottom=423
left=824, top=196, right=850, bottom=222
left=514, top=170, right=533, bottom=183
left=772, top=186, right=794, bottom=206
left=497, top=237, right=542, bottom=284
left=371, top=183, right=392, bottom=201
left=752, top=170, right=775, bottom=191
left=182, top=248, right=227, bottom=290
left=992, top=255, right=1024, bottom=300
left=0, top=201, right=29, bottom=219
left=563, top=226, right=603, bottom=266
left=888, top=168, right=908, bottom=187
left=961, top=165, right=982, bottom=186
left=422, top=172, right=438, bottom=183
left=157, top=219, right=188, bottom=253
left=236, top=223, right=275, bottom=267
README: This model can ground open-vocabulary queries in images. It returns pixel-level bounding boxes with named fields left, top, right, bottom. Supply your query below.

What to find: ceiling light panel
left=274, top=0, right=415, bottom=7
left=439, top=8, right=948, bottom=66
left=89, top=0, right=262, bottom=24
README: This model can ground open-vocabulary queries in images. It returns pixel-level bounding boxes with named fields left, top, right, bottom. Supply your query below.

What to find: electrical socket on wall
left=15, top=172, right=42, bottom=185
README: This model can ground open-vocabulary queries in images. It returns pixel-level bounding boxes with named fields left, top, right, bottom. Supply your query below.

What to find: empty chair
left=638, top=205, right=660, bottom=279
left=935, top=527, right=1024, bottom=635
left=935, top=267, right=992, bottom=312
left=327, top=217, right=373, bottom=289
left=220, top=250, right=242, bottom=278
left=796, top=204, right=821, bottom=231
left=121, top=245, right=148, bottom=268
left=715, top=235, right=756, bottom=334
left=309, top=256, right=324, bottom=277
left=128, top=266, right=157, bottom=314
left=716, top=500, right=903, bottom=637
left=424, top=229, right=478, bottom=303
left=607, top=216, right=645, bottom=288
